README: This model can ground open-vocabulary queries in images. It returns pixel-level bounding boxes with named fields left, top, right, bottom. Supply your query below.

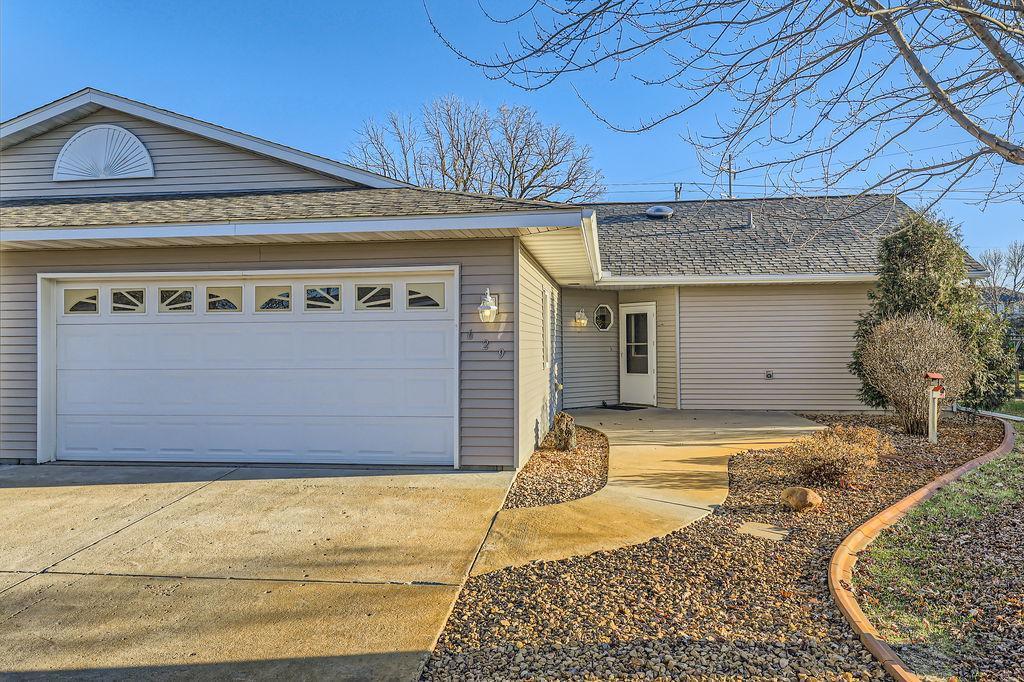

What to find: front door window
left=625, top=312, right=649, bottom=374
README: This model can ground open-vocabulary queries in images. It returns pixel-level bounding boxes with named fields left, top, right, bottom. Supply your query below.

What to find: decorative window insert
left=159, top=287, right=194, bottom=313
left=63, top=288, right=99, bottom=314
left=256, top=285, right=291, bottom=311
left=207, top=286, right=243, bottom=312
left=355, top=284, right=392, bottom=310
left=304, top=285, right=341, bottom=311
left=593, top=304, right=614, bottom=331
left=53, top=124, right=154, bottom=181
left=407, top=282, right=445, bottom=309
left=111, top=288, right=146, bottom=313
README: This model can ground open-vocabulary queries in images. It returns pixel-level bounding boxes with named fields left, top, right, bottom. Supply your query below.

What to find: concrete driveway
left=0, top=464, right=512, bottom=680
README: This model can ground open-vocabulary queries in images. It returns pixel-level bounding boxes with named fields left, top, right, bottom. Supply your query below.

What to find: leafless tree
left=979, top=240, right=1024, bottom=317
left=428, top=1, right=1024, bottom=207
left=347, top=95, right=604, bottom=202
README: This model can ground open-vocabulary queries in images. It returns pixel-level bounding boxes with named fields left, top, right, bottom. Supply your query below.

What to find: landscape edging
left=827, top=418, right=1017, bottom=682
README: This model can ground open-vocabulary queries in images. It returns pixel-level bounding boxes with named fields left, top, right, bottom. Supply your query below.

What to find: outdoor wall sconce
left=478, top=288, right=499, bottom=323
left=572, top=307, right=589, bottom=327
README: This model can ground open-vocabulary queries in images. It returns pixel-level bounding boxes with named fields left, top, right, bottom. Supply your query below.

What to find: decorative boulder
left=782, top=486, right=822, bottom=512
left=552, top=412, right=577, bottom=451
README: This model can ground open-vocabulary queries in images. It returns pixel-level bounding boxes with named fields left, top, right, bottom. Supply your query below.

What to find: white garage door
left=53, top=270, right=458, bottom=465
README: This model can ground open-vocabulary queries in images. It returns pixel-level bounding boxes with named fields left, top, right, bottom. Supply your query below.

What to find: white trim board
left=36, top=264, right=461, bottom=466
left=1, top=88, right=407, bottom=188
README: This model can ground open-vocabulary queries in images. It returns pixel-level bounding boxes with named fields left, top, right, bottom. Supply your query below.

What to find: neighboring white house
left=0, top=88, right=986, bottom=469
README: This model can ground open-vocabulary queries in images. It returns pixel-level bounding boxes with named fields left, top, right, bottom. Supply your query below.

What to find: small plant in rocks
left=786, top=425, right=894, bottom=487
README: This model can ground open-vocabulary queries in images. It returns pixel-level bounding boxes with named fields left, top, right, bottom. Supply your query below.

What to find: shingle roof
left=0, top=187, right=574, bottom=229
left=587, top=195, right=985, bottom=277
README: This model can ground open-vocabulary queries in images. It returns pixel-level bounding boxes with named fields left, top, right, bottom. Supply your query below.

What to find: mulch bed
left=853, top=437, right=1023, bottom=681
left=422, top=413, right=1004, bottom=681
left=503, top=426, right=609, bottom=509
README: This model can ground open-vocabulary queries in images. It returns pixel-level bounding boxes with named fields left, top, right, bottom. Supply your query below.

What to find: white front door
left=619, top=302, right=657, bottom=405
left=50, top=269, right=458, bottom=466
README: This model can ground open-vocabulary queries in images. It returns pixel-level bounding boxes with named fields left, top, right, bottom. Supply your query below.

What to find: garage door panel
left=58, top=320, right=454, bottom=370
left=57, top=368, right=455, bottom=417
left=52, top=272, right=458, bottom=465
left=57, top=415, right=454, bottom=464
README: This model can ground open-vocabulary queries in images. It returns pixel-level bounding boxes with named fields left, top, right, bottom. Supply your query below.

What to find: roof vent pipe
left=747, top=211, right=755, bottom=229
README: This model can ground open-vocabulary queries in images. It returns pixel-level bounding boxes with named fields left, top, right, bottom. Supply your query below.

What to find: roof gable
left=0, top=88, right=406, bottom=190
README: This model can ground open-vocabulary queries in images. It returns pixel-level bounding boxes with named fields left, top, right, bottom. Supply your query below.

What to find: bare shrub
left=786, top=426, right=894, bottom=487
left=860, top=314, right=974, bottom=435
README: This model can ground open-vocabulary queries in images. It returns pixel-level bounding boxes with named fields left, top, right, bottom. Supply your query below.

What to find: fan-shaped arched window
left=53, top=124, right=154, bottom=181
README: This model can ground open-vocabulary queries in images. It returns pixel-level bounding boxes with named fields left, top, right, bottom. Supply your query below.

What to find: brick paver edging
left=828, top=418, right=1017, bottom=682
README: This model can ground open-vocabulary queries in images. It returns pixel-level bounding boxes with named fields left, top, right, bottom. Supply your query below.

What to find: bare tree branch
left=346, top=95, right=604, bottom=202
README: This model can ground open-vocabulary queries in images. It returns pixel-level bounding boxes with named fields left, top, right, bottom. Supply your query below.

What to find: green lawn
left=996, top=376, right=1024, bottom=417
left=853, top=425, right=1023, bottom=678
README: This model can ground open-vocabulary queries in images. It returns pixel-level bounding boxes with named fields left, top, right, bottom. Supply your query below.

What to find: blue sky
left=1, top=0, right=1019, bottom=256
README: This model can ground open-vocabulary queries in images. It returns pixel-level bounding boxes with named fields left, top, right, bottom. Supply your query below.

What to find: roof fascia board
left=597, top=273, right=879, bottom=286
left=0, top=89, right=408, bottom=189
left=579, top=209, right=603, bottom=282
left=0, top=209, right=586, bottom=245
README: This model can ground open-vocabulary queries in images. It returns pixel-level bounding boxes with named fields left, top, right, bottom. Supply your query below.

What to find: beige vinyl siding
left=515, top=243, right=561, bottom=467
left=619, top=287, right=679, bottom=409
left=0, top=239, right=514, bottom=467
left=0, top=108, right=351, bottom=199
left=678, top=283, right=871, bottom=410
left=561, top=288, right=618, bottom=408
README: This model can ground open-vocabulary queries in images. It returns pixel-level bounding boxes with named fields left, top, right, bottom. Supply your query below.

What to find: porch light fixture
left=572, top=307, right=589, bottom=327
left=478, top=288, right=499, bottom=323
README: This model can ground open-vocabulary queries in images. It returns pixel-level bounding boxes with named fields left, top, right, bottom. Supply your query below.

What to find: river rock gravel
left=503, top=426, right=609, bottom=509
left=422, top=413, right=1004, bottom=681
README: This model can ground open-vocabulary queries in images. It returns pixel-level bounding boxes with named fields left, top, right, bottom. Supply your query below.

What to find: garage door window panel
left=111, top=288, right=146, bottom=314
left=356, top=284, right=392, bottom=310
left=63, top=288, right=99, bottom=315
left=207, top=286, right=243, bottom=312
left=159, top=287, right=194, bottom=313
left=305, top=285, right=341, bottom=311
left=256, top=285, right=292, bottom=312
left=407, top=282, right=445, bottom=310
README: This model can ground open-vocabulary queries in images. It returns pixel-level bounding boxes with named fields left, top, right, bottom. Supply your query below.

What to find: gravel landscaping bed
left=853, top=428, right=1023, bottom=681
left=503, top=426, right=609, bottom=509
left=423, top=413, right=1004, bottom=681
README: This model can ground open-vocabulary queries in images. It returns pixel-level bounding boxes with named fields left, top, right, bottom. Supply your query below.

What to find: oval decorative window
left=53, top=124, right=154, bottom=181
left=594, top=304, right=614, bottom=331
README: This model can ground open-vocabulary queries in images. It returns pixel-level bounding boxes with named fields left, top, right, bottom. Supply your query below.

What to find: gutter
left=594, top=272, right=879, bottom=287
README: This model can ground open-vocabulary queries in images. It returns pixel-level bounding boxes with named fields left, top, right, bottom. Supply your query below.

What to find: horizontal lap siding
left=678, top=283, right=871, bottom=410
left=0, top=239, right=515, bottom=467
left=516, top=244, right=561, bottom=466
left=619, top=287, right=678, bottom=409
left=0, top=108, right=350, bottom=198
left=561, top=289, right=618, bottom=408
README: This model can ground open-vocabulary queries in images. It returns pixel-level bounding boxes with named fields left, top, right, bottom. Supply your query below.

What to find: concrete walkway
left=0, top=464, right=512, bottom=681
left=471, top=408, right=819, bottom=576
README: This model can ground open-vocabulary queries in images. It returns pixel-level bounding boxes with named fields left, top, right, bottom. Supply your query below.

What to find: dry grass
left=783, top=425, right=893, bottom=487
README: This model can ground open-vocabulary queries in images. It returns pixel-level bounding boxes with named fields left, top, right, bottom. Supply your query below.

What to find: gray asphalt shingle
left=0, top=187, right=572, bottom=229
left=587, top=195, right=983, bottom=277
